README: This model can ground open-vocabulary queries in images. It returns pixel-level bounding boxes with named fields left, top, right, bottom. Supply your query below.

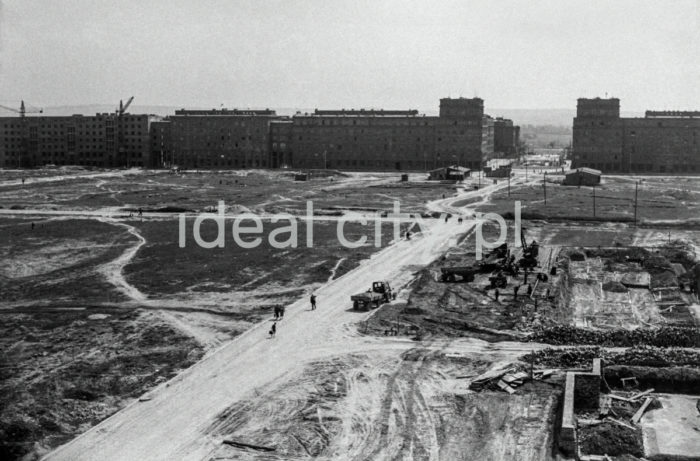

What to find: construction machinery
left=0, top=100, right=43, bottom=118
left=518, top=229, right=539, bottom=269
left=116, top=96, right=134, bottom=167
left=440, top=266, right=476, bottom=283
left=351, top=281, right=396, bottom=309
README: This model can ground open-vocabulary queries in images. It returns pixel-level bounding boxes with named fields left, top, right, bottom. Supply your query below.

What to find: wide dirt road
left=44, top=181, right=514, bottom=461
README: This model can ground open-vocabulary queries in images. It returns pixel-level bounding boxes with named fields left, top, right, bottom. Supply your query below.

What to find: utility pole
left=593, top=186, right=596, bottom=217
left=633, top=181, right=639, bottom=227
left=543, top=171, right=547, bottom=205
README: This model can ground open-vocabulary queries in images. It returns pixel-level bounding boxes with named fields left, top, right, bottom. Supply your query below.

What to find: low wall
left=560, top=372, right=578, bottom=457
left=559, top=359, right=602, bottom=458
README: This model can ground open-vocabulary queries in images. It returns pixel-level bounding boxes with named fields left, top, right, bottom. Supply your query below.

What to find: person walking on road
left=269, top=321, right=277, bottom=338
left=513, top=284, right=520, bottom=299
left=494, top=288, right=500, bottom=302
left=310, top=294, right=317, bottom=310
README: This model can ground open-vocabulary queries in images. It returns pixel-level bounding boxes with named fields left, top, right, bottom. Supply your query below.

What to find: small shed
left=428, top=166, right=471, bottom=181
left=485, top=165, right=512, bottom=178
left=562, top=167, right=601, bottom=186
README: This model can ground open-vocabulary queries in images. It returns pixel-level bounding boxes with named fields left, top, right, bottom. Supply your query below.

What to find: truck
left=351, top=281, right=396, bottom=309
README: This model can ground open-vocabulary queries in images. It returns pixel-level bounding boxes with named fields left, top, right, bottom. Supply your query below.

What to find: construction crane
left=116, top=97, right=134, bottom=167
left=0, top=100, right=43, bottom=118
left=0, top=101, right=43, bottom=167
left=117, top=96, right=134, bottom=116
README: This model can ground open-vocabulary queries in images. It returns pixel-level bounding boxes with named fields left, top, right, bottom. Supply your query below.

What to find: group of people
left=269, top=293, right=316, bottom=338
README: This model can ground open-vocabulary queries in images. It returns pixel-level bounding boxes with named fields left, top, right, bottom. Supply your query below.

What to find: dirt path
left=96, top=217, right=147, bottom=301
left=43, top=179, right=522, bottom=461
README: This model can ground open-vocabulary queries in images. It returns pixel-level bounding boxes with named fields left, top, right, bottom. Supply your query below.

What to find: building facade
left=0, top=98, right=514, bottom=171
left=270, top=98, right=496, bottom=171
left=493, top=117, right=520, bottom=156
left=0, top=113, right=159, bottom=168
left=167, top=109, right=280, bottom=169
left=572, top=98, right=700, bottom=173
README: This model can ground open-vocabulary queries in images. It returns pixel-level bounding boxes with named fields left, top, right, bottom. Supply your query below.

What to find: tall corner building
left=572, top=98, right=700, bottom=173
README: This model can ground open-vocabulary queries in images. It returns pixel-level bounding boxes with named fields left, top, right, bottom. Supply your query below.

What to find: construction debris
left=630, top=397, right=653, bottom=424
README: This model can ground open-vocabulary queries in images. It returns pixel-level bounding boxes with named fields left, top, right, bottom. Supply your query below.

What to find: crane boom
left=0, top=100, right=43, bottom=117
left=118, top=96, right=134, bottom=115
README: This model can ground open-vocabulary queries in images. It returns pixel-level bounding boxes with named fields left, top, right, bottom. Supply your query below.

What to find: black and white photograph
left=1, top=1, right=699, bottom=460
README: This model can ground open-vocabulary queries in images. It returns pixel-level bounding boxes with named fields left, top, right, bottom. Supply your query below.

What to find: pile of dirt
left=530, top=325, right=700, bottom=347
left=578, top=422, right=644, bottom=457
left=523, top=346, right=700, bottom=369
left=602, top=280, right=628, bottom=292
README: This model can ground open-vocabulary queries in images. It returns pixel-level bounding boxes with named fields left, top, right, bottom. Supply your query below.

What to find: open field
left=476, top=174, right=700, bottom=224
left=2, top=168, right=699, bottom=461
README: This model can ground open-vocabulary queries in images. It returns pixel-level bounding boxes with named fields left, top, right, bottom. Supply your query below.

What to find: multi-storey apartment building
left=0, top=113, right=159, bottom=168
left=572, top=98, right=700, bottom=173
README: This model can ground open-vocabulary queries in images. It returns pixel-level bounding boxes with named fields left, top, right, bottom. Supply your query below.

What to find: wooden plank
left=600, top=395, right=612, bottom=416
left=631, top=397, right=653, bottom=424
left=497, top=380, right=516, bottom=394
left=223, top=440, right=276, bottom=452
left=609, top=394, right=632, bottom=402
left=608, top=418, right=636, bottom=431
left=629, top=388, right=654, bottom=402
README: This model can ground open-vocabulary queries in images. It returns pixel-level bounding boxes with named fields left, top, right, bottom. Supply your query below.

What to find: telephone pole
left=633, top=181, right=639, bottom=227
left=593, top=186, right=596, bottom=217
left=543, top=171, right=547, bottom=205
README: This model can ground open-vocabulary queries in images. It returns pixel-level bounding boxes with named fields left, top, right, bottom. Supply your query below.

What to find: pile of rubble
left=530, top=324, right=700, bottom=347
left=523, top=346, right=700, bottom=369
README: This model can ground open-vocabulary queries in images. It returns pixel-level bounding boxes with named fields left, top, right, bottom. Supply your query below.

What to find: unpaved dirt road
left=44, top=180, right=524, bottom=461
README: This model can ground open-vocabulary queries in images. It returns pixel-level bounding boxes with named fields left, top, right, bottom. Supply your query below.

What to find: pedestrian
left=527, top=284, right=532, bottom=296
left=21, top=177, right=25, bottom=184
left=269, top=321, right=277, bottom=338
left=494, top=288, right=500, bottom=302
left=138, top=207, right=143, bottom=217
left=279, top=305, right=285, bottom=319
left=546, top=288, right=551, bottom=299
left=513, top=285, right=519, bottom=299
left=273, top=306, right=280, bottom=320
left=310, top=294, right=317, bottom=310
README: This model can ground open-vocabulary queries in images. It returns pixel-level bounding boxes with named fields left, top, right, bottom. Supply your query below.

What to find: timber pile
left=469, top=365, right=555, bottom=393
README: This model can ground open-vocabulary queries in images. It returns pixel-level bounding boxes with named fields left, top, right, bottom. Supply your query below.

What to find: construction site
left=0, top=165, right=698, bottom=461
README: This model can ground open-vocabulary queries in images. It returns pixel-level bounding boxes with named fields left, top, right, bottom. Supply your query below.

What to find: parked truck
left=351, top=281, right=396, bottom=309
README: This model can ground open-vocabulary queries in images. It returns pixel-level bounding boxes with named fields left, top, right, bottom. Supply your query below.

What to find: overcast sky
left=1, top=0, right=698, bottom=112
